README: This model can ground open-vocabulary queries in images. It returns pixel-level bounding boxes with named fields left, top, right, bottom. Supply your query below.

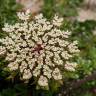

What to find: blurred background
left=0, top=0, right=96, bottom=96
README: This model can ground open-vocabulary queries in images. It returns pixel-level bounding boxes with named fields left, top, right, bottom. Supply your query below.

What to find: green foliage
left=0, top=88, right=16, bottom=96
left=42, top=0, right=83, bottom=18
left=0, top=0, right=21, bottom=27
left=0, top=84, right=28, bottom=96
left=72, top=21, right=96, bottom=75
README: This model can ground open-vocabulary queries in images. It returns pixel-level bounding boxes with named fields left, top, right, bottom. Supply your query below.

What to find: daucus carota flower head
left=0, top=10, right=80, bottom=88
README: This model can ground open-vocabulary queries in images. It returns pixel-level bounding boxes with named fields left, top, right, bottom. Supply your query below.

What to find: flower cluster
left=0, top=10, right=79, bottom=87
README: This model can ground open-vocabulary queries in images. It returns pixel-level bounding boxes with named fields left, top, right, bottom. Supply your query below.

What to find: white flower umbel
left=22, top=69, right=32, bottom=80
left=65, top=62, right=77, bottom=71
left=8, top=62, right=18, bottom=71
left=52, top=68, right=62, bottom=80
left=38, top=75, right=48, bottom=86
left=0, top=10, right=80, bottom=88
left=0, top=46, right=6, bottom=56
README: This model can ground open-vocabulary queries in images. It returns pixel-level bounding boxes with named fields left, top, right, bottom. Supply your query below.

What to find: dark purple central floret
left=33, top=44, right=43, bottom=53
